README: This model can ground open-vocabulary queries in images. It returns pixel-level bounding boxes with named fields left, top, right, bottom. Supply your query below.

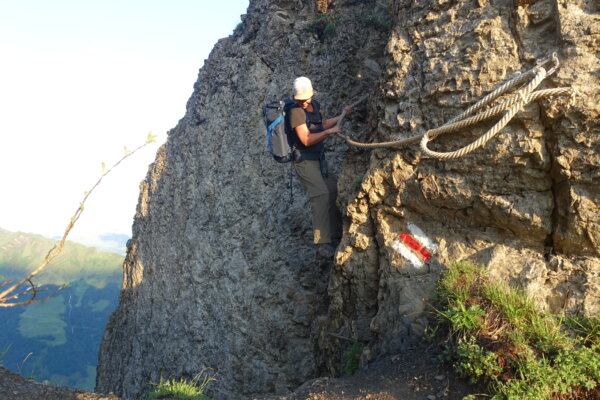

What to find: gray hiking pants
left=293, top=159, right=342, bottom=244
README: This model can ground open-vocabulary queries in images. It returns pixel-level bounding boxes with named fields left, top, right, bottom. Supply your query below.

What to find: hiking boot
left=316, top=243, right=336, bottom=259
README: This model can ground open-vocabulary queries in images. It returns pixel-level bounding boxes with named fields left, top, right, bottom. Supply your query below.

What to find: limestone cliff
left=96, top=0, right=599, bottom=399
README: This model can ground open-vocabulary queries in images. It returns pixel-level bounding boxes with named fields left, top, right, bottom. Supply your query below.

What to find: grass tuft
left=147, top=370, right=216, bottom=400
left=343, top=341, right=363, bottom=375
left=435, top=262, right=600, bottom=400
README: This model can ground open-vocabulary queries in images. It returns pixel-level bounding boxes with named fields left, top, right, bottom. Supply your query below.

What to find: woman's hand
left=327, top=125, right=342, bottom=135
left=343, top=105, right=353, bottom=114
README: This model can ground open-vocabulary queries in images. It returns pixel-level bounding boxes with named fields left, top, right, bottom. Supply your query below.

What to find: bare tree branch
left=0, top=134, right=156, bottom=307
left=0, top=279, right=14, bottom=288
left=0, top=281, right=65, bottom=307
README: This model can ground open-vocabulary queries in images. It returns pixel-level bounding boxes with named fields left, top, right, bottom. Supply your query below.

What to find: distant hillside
left=0, top=229, right=123, bottom=390
left=0, top=229, right=122, bottom=286
left=63, top=233, right=130, bottom=256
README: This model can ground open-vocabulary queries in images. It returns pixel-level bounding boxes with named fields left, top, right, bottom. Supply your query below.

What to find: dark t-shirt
left=289, top=101, right=324, bottom=153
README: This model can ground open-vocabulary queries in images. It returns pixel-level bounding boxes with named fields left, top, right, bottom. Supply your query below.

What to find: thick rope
left=420, top=67, right=547, bottom=159
left=334, top=53, right=572, bottom=158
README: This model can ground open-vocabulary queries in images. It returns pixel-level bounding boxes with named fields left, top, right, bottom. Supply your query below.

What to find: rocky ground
left=0, top=366, right=118, bottom=400
left=251, top=342, right=484, bottom=400
left=0, top=342, right=484, bottom=400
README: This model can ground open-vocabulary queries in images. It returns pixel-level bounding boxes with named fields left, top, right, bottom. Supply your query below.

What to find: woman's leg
left=294, top=159, right=332, bottom=244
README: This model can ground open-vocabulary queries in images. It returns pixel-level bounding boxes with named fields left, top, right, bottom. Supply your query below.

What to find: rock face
left=96, top=0, right=599, bottom=399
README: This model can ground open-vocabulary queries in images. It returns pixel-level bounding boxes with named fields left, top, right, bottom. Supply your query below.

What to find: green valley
left=0, top=229, right=123, bottom=390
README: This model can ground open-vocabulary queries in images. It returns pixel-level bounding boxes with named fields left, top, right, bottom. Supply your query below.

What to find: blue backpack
left=264, top=98, right=298, bottom=163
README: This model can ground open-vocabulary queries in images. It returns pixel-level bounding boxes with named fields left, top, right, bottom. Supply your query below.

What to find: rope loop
left=334, top=53, right=572, bottom=159
left=419, top=67, right=547, bottom=159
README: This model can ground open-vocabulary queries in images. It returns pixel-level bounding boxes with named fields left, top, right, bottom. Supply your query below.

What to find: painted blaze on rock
left=395, top=224, right=439, bottom=264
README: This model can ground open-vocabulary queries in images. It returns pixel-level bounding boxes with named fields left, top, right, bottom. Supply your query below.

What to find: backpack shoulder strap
left=283, top=98, right=298, bottom=138
left=283, top=98, right=297, bottom=112
left=311, top=99, right=321, bottom=114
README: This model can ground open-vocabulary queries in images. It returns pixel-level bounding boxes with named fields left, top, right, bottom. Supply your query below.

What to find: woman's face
left=296, top=97, right=312, bottom=110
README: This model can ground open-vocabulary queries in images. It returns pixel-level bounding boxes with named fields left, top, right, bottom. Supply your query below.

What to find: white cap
left=292, top=76, right=315, bottom=100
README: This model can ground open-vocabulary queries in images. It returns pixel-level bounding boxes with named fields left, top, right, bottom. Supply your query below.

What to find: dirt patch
left=251, top=343, right=487, bottom=400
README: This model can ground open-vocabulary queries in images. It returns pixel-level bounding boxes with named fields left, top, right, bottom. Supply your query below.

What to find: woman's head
left=293, top=77, right=315, bottom=101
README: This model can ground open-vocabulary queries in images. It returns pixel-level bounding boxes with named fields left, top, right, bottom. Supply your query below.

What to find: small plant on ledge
left=147, top=369, right=216, bottom=400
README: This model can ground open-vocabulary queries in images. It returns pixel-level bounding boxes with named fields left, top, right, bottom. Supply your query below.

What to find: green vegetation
left=360, top=13, right=392, bottom=32
left=18, top=295, right=67, bottom=346
left=0, top=279, right=121, bottom=390
left=148, top=371, right=216, bottom=400
left=343, top=341, right=363, bottom=375
left=306, top=14, right=342, bottom=40
left=435, top=261, right=600, bottom=400
left=308, top=14, right=336, bottom=38
left=305, top=10, right=390, bottom=41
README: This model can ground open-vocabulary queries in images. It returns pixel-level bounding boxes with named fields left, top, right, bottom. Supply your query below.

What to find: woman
left=289, top=76, right=353, bottom=258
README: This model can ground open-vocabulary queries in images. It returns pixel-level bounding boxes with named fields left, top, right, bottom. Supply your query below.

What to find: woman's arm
left=295, top=123, right=341, bottom=147
left=322, top=105, right=353, bottom=129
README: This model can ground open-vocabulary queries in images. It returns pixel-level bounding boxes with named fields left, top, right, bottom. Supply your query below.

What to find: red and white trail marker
left=391, top=223, right=437, bottom=268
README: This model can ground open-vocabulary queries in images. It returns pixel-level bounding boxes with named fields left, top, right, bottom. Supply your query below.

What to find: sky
left=0, top=0, right=249, bottom=253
